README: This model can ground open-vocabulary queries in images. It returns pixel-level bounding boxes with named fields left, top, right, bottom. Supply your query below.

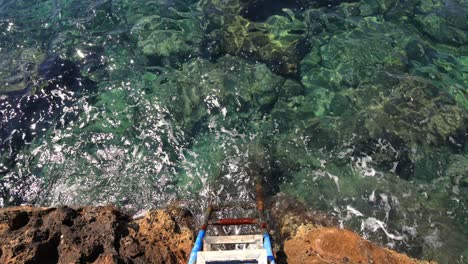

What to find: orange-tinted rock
left=93, top=255, right=119, bottom=264
left=284, top=226, right=436, bottom=264
left=268, top=193, right=338, bottom=241
left=131, top=210, right=193, bottom=262
left=0, top=206, right=194, bottom=264
left=0, top=205, right=436, bottom=264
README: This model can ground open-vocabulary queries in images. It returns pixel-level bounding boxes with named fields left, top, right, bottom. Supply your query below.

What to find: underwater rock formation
left=268, top=73, right=466, bottom=262
left=267, top=193, right=338, bottom=242
left=0, top=55, right=96, bottom=207
left=152, top=55, right=287, bottom=134
left=200, top=0, right=310, bottom=76
left=221, top=11, right=307, bottom=76
left=131, top=6, right=204, bottom=64
left=0, top=0, right=466, bottom=263
left=0, top=48, right=46, bottom=94
left=0, top=56, right=92, bottom=163
left=301, top=18, right=408, bottom=89
left=412, top=0, right=467, bottom=46
left=334, top=76, right=465, bottom=179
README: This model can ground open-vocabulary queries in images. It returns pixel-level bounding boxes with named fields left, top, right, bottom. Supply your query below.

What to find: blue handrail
left=263, top=231, right=275, bottom=264
left=188, top=229, right=206, bottom=264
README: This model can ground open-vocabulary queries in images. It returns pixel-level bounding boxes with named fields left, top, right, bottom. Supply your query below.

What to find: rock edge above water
left=0, top=205, right=436, bottom=264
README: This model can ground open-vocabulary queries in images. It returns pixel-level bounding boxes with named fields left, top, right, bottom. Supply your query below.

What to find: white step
left=197, top=249, right=268, bottom=264
left=203, top=235, right=264, bottom=251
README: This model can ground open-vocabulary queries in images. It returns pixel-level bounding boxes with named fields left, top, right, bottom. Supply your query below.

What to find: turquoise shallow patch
left=0, top=0, right=466, bottom=263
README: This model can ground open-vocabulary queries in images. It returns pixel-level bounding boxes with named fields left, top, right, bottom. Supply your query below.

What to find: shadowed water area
left=0, top=0, right=466, bottom=262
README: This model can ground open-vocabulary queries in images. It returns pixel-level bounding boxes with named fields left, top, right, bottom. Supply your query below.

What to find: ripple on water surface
left=0, top=0, right=467, bottom=263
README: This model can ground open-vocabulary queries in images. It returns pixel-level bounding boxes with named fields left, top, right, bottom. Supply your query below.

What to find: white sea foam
left=361, top=217, right=404, bottom=241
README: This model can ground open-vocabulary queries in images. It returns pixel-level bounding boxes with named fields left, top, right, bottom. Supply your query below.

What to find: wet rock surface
left=0, top=198, right=437, bottom=263
left=0, top=0, right=467, bottom=263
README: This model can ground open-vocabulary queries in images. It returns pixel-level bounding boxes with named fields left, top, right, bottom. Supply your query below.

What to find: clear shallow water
left=0, top=0, right=466, bottom=263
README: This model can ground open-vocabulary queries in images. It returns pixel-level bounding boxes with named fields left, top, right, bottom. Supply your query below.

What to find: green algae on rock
left=349, top=77, right=465, bottom=147
left=0, top=48, right=46, bottom=94
left=151, top=55, right=285, bottom=133
left=131, top=10, right=204, bottom=63
left=200, top=0, right=310, bottom=76
left=0, top=0, right=467, bottom=263
left=301, top=18, right=408, bottom=89
left=222, top=11, right=307, bottom=75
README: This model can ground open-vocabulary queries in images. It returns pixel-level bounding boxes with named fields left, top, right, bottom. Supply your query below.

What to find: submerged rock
left=222, top=12, right=307, bottom=76
left=0, top=47, right=46, bottom=94
left=200, top=0, right=310, bottom=76
left=0, top=55, right=94, bottom=177
left=131, top=8, right=204, bottom=64
left=268, top=193, right=338, bottom=242
left=412, top=0, right=468, bottom=46
left=152, top=55, right=286, bottom=134
left=301, top=18, right=407, bottom=89
left=413, top=14, right=467, bottom=46
left=351, top=77, right=465, bottom=147
left=338, top=76, right=466, bottom=181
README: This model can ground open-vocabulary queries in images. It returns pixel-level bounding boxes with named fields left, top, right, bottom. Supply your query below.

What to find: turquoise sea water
left=0, top=0, right=466, bottom=262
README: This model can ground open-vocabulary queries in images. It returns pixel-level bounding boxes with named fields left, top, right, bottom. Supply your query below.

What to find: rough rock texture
left=268, top=193, right=338, bottom=241
left=283, top=226, right=437, bottom=264
left=0, top=206, right=194, bottom=264
left=0, top=204, right=437, bottom=264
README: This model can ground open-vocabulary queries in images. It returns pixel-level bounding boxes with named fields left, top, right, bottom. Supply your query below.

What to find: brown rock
left=0, top=206, right=194, bottom=264
left=130, top=210, right=193, bottom=262
left=0, top=204, right=435, bottom=264
left=268, top=193, right=338, bottom=241
left=284, top=226, right=437, bottom=264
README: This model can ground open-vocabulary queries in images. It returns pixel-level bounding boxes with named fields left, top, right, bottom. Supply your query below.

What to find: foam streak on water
left=0, top=0, right=467, bottom=263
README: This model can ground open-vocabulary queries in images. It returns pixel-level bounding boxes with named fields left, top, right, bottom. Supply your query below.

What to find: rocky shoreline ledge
left=0, top=196, right=436, bottom=264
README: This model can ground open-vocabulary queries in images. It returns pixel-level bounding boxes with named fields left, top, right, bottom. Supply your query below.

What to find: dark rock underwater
left=0, top=0, right=466, bottom=263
